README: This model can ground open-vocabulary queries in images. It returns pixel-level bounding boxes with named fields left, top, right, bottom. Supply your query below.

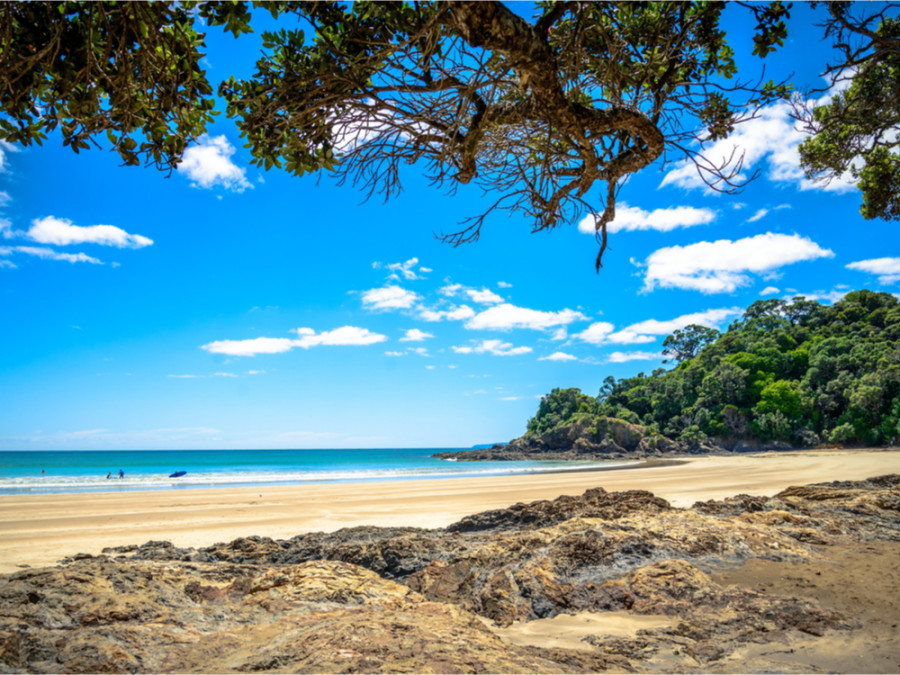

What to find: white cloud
left=606, top=351, right=661, bottom=363
left=538, top=351, right=578, bottom=362
left=293, top=326, right=387, bottom=348
left=465, top=303, right=587, bottom=331
left=578, top=203, right=716, bottom=234
left=177, top=135, right=251, bottom=192
left=573, top=321, right=615, bottom=345
left=201, top=336, right=297, bottom=356
left=400, top=328, right=434, bottom=342
left=6, top=245, right=103, bottom=264
left=0, top=191, right=10, bottom=207
left=0, top=259, right=16, bottom=269
left=452, top=339, right=532, bottom=356
left=214, top=372, right=239, bottom=378
left=640, top=233, right=834, bottom=293
left=607, top=307, right=742, bottom=344
left=418, top=304, right=476, bottom=322
left=846, top=257, right=900, bottom=285
left=168, top=374, right=202, bottom=379
left=500, top=395, right=542, bottom=401
left=439, top=283, right=463, bottom=297
left=497, top=281, right=513, bottom=289
left=201, top=326, right=386, bottom=356
left=761, top=286, right=781, bottom=295
left=794, top=289, right=850, bottom=304
left=385, top=257, right=427, bottom=281
left=22, top=216, right=152, bottom=248
left=361, top=285, right=421, bottom=310
left=747, top=208, right=769, bottom=223
left=385, top=351, right=405, bottom=357
left=466, top=288, right=504, bottom=304
left=660, top=98, right=856, bottom=194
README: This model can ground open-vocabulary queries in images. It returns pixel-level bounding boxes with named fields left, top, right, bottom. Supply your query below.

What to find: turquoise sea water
left=0, top=449, right=634, bottom=495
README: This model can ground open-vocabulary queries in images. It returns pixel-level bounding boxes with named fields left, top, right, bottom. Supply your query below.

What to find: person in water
left=118, top=469, right=124, bottom=478
left=106, top=472, right=111, bottom=479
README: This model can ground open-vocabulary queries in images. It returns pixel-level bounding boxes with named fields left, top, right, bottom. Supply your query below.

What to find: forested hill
left=528, top=290, right=900, bottom=451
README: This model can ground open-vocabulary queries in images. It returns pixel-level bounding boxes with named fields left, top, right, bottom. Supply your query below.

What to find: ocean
left=0, top=449, right=634, bottom=495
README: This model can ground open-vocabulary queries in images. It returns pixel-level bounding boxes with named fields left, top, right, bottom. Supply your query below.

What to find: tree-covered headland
left=527, top=291, right=900, bottom=450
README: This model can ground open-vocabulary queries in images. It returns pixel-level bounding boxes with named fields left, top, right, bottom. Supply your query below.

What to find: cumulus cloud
left=452, top=339, right=532, bottom=356
left=466, top=288, right=504, bottom=304
left=21, top=216, right=153, bottom=248
left=201, top=326, right=386, bottom=356
left=465, top=303, right=587, bottom=331
left=538, top=351, right=578, bottom=362
left=606, top=351, right=661, bottom=363
left=497, top=281, right=513, bottom=288
left=573, top=321, right=615, bottom=345
left=177, top=135, right=251, bottom=192
left=201, top=336, right=298, bottom=357
left=361, top=285, right=421, bottom=310
left=400, top=328, right=433, bottom=342
left=640, top=233, right=834, bottom=293
left=660, top=99, right=856, bottom=194
left=577, top=203, right=716, bottom=234
left=293, top=326, right=387, bottom=348
left=418, top=304, right=476, bottom=322
left=846, top=257, right=900, bottom=285
left=761, top=286, right=781, bottom=295
left=607, top=307, right=742, bottom=344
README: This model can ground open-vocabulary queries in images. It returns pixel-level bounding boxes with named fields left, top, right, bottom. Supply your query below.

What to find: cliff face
left=1, top=475, right=899, bottom=673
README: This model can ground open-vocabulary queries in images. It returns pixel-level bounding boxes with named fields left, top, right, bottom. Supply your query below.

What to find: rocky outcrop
left=3, top=475, right=900, bottom=673
left=433, top=417, right=727, bottom=462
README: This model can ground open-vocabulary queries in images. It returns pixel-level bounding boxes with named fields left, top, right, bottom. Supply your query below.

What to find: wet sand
left=1, top=448, right=899, bottom=575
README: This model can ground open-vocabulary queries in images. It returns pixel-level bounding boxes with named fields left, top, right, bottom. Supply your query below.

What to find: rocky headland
left=2, top=474, right=899, bottom=673
left=432, top=416, right=764, bottom=463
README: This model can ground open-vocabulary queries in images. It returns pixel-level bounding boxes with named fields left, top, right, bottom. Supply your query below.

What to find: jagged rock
left=0, top=559, right=609, bottom=674
left=4, top=476, right=900, bottom=673
left=448, top=487, right=671, bottom=532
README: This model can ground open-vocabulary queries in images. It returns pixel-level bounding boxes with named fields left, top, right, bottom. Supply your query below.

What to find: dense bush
left=527, top=291, right=900, bottom=448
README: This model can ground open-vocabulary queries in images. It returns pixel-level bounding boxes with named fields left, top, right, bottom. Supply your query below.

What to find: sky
left=1, top=4, right=898, bottom=451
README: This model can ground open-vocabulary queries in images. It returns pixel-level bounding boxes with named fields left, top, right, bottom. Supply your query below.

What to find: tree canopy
left=795, top=2, right=900, bottom=221
left=528, top=290, right=900, bottom=448
left=1, top=1, right=896, bottom=266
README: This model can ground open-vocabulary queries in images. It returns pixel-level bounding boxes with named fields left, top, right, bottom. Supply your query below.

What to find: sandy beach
left=2, top=448, right=898, bottom=575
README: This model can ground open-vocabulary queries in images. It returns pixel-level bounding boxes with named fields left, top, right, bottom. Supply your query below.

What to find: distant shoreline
left=2, top=448, right=899, bottom=575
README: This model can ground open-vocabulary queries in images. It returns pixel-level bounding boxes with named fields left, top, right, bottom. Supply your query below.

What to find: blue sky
left=1, top=4, right=897, bottom=450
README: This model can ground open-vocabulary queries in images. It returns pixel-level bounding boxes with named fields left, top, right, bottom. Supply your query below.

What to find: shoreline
left=1, top=448, right=899, bottom=575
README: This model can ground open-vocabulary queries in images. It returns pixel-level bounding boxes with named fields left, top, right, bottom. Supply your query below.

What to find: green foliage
left=0, top=1, right=217, bottom=169
left=527, top=292, right=900, bottom=449
left=527, top=388, right=597, bottom=435
left=662, top=324, right=720, bottom=364
left=797, top=12, right=900, bottom=221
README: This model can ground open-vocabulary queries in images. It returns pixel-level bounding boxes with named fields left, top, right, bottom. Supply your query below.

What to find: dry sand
left=2, top=448, right=899, bottom=575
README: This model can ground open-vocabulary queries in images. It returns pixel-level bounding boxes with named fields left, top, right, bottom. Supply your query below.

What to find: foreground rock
left=1, top=475, right=898, bottom=673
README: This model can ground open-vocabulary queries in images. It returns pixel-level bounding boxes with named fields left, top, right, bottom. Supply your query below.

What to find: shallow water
left=0, top=449, right=634, bottom=495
